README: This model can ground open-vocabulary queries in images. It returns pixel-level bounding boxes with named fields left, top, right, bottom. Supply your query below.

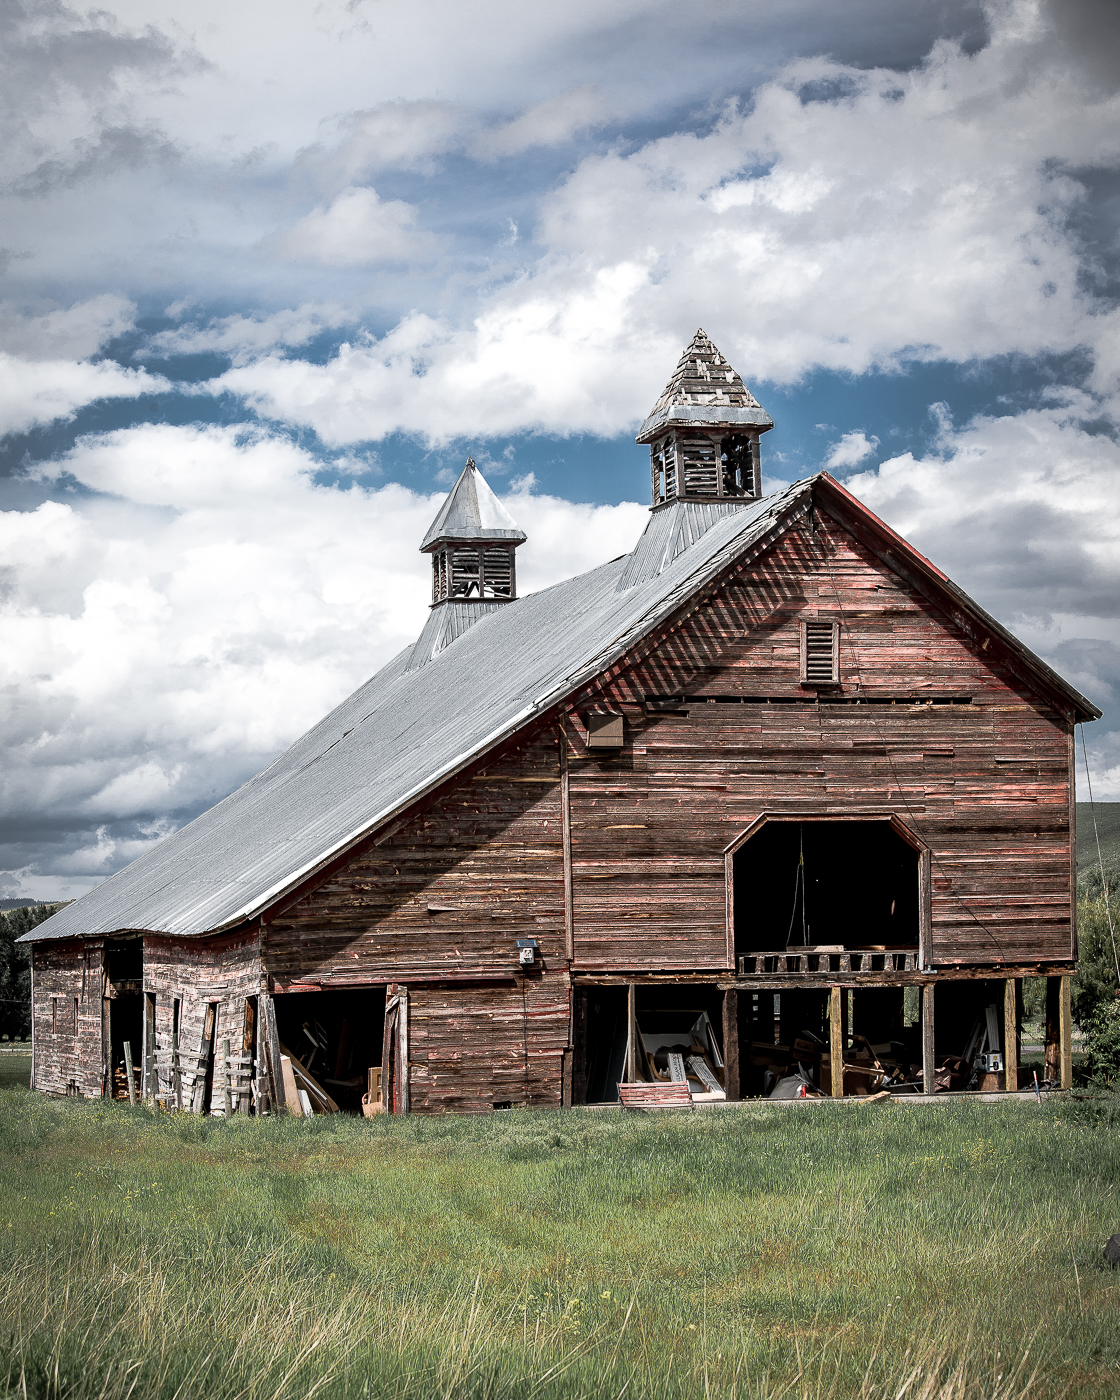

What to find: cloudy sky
left=2, top=0, right=1118, bottom=902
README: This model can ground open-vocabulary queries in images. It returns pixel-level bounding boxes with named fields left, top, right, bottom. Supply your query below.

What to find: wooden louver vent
left=803, top=620, right=838, bottom=683
left=432, top=544, right=516, bottom=602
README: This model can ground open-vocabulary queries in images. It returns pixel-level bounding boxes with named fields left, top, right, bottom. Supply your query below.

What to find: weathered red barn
left=23, top=331, right=1100, bottom=1113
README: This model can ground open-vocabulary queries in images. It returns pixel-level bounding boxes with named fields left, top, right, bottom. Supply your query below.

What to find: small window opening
left=802, top=620, right=839, bottom=683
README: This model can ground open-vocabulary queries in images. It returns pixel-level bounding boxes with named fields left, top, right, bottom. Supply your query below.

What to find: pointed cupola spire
left=636, top=329, right=773, bottom=507
left=421, top=457, right=527, bottom=604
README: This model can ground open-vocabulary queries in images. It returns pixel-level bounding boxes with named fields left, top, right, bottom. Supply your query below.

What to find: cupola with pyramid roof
left=421, top=456, right=527, bottom=605
left=637, top=329, right=773, bottom=507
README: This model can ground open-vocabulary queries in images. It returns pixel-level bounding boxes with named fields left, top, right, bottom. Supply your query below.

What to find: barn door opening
left=732, top=818, right=922, bottom=960
left=272, top=986, right=387, bottom=1113
left=104, top=938, right=143, bottom=1102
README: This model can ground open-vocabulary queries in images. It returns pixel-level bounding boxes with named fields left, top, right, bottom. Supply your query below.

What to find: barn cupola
left=421, top=456, right=527, bottom=604
left=407, top=457, right=527, bottom=671
left=636, top=329, right=773, bottom=508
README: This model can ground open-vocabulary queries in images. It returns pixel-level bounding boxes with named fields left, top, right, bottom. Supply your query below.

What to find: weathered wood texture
left=30, top=940, right=105, bottom=1097
left=408, top=978, right=570, bottom=1113
left=264, top=725, right=567, bottom=985
left=143, top=930, right=260, bottom=1112
left=566, top=508, right=1072, bottom=969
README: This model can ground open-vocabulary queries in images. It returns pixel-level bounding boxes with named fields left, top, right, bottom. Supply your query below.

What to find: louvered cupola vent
left=637, top=329, right=774, bottom=509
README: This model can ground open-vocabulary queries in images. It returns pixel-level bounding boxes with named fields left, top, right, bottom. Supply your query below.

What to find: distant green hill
left=1077, top=802, right=1120, bottom=872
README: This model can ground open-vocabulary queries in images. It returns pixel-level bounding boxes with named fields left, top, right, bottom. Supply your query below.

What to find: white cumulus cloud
left=268, top=186, right=447, bottom=268
left=0, top=422, right=647, bottom=897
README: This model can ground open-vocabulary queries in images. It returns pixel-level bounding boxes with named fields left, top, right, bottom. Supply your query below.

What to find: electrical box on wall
left=517, top=938, right=538, bottom=967
left=585, top=713, right=624, bottom=748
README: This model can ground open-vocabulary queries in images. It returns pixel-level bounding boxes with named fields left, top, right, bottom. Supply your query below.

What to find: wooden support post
left=221, top=1037, right=233, bottom=1117
left=722, top=989, right=740, bottom=1101
left=625, top=982, right=638, bottom=1083
left=1044, top=977, right=1061, bottom=1084
left=828, top=986, right=844, bottom=1098
left=123, top=1041, right=136, bottom=1105
left=921, top=982, right=935, bottom=1096
left=1060, top=974, right=1073, bottom=1090
left=172, top=1029, right=182, bottom=1111
left=1003, top=978, right=1019, bottom=1093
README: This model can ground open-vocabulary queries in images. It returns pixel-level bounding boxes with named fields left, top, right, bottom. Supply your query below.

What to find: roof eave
left=636, top=404, right=775, bottom=444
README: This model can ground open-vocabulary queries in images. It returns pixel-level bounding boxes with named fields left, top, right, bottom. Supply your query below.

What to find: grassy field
left=1, top=1055, right=1118, bottom=1400
left=1076, top=802, right=1120, bottom=873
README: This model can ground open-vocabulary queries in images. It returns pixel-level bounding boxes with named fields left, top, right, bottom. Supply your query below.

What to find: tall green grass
left=1, top=1059, right=1118, bottom=1398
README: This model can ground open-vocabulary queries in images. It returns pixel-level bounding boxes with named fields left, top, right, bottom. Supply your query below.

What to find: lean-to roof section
left=23, top=473, right=1100, bottom=944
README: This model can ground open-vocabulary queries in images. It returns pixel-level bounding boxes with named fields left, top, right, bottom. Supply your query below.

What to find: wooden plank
left=922, top=982, right=935, bottom=1094
left=828, top=986, right=843, bottom=1098
left=280, top=1055, right=302, bottom=1116
left=123, top=1040, right=136, bottom=1105
left=221, top=1037, right=233, bottom=1117
left=561, top=726, right=574, bottom=961
left=261, top=993, right=284, bottom=1113
left=1003, top=978, right=1018, bottom=1092
left=722, top=988, right=739, bottom=1101
left=1060, top=974, right=1073, bottom=1090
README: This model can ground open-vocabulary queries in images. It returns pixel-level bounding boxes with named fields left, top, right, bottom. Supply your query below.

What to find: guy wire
left=1079, top=724, right=1120, bottom=988
left=813, top=503, right=1011, bottom=965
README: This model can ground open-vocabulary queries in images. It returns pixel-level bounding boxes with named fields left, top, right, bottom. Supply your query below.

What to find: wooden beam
left=829, top=985, right=844, bottom=1099
left=1003, top=978, right=1018, bottom=1093
left=921, top=982, right=935, bottom=1095
left=1044, top=976, right=1061, bottom=1085
left=560, top=728, right=574, bottom=961
left=625, top=982, right=637, bottom=1082
left=722, top=989, right=739, bottom=1101
left=1060, top=974, right=1073, bottom=1090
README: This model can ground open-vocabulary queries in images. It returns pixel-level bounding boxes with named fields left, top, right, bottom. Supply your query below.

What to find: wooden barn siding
left=144, top=930, right=260, bottom=1111
left=31, top=940, right=105, bottom=1097
left=263, top=725, right=566, bottom=985
left=262, top=724, right=571, bottom=1112
left=569, top=509, right=1072, bottom=970
left=408, top=978, right=570, bottom=1114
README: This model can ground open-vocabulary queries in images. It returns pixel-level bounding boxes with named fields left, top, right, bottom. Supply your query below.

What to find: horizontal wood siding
left=569, top=508, right=1072, bottom=969
left=30, top=940, right=104, bottom=1097
left=263, top=724, right=566, bottom=986
left=262, top=724, right=571, bottom=1112
left=409, top=978, right=570, bottom=1114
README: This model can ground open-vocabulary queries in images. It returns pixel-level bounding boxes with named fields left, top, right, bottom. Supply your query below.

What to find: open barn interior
left=105, top=938, right=143, bottom=1101
left=733, top=819, right=919, bottom=958
left=579, top=983, right=727, bottom=1103
left=273, top=987, right=386, bottom=1112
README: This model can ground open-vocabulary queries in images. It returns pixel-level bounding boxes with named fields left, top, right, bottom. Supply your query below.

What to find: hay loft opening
left=732, top=818, right=920, bottom=959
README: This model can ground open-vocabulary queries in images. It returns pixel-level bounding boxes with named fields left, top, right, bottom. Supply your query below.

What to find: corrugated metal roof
left=22, top=471, right=1101, bottom=945
left=420, top=458, right=527, bottom=550
left=406, top=599, right=509, bottom=672
left=25, top=480, right=810, bottom=942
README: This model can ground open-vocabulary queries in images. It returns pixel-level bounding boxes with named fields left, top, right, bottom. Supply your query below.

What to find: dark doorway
left=274, top=987, right=386, bottom=1113
left=581, top=987, right=628, bottom=1103
left=104, top=939, right=143, bottom=1101
left=733, top=819, right=919, bottom=958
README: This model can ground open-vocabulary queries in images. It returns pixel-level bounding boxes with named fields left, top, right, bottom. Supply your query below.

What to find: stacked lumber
left=617, top=1081, right=692, bottom=1108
